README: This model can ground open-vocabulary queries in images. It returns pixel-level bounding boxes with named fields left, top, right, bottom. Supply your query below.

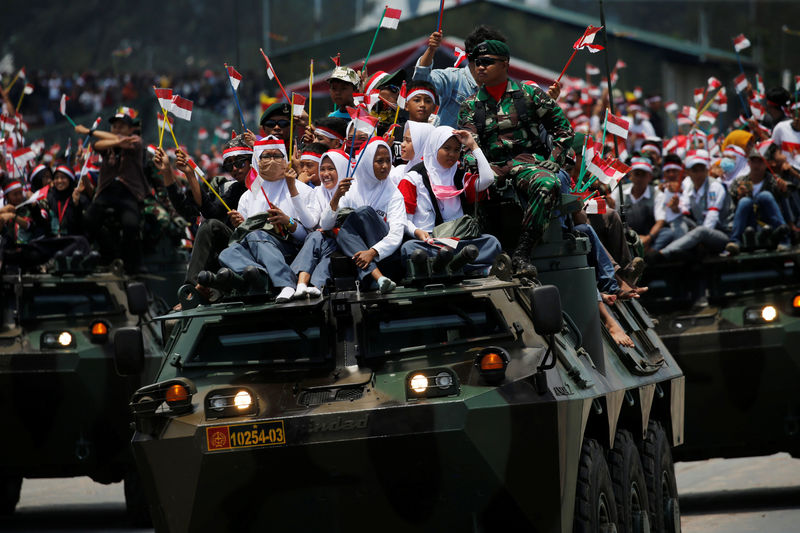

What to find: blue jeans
left=652, top=218, right=691, bottom=251
left=729, top=191, right=788, bottom=244
left=661, top=225, right=729, bottom=257
left=290, top=231, right=338, bottom=288
left=576, top=223, right=619, bottom=294
left=219, top=230, right=300, bottom=289
left=400, top=234, right=502, bottom=274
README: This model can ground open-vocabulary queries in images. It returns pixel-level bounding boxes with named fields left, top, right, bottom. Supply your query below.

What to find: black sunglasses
left=263, top=119, right=290, bottom=128
left=474, top=56, right=503, bottom=67
left=381, top=85, right=400, bottom=94
left=222, top=158, right=250, bottom=171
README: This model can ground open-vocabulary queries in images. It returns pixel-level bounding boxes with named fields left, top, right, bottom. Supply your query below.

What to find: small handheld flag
left=224, top=63, right=247, bottom=131
left=605, top=112, right=630, bottom=139
left=59, top=94, right=78, bottom=128
left=260, top=49, right=290, bottom=103
left=171, top=95, right=193, bottom=121
left=733, top=34, right=751, bottom=53
left=364, top=6, right=403, bottom=73
left=557, top=25, right=604, bottom=83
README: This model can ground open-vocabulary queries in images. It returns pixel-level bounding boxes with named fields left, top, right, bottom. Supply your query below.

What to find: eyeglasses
left=381, top=85, right=400, bottom=94
left=263, top=119, right=290, bottom=128
left=474, top=56, right=503, bottom=68
left=222, top=158, right=250, bottom=171
left=259, top=152, right=285, bottom=160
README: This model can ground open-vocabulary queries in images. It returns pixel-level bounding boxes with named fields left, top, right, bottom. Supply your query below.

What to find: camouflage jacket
left=728, top=172, right=785, bottom=205
left=457, top=79, right=573, bottom=178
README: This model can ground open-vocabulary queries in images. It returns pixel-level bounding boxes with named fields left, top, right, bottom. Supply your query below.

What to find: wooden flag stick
left=260, top=49, right=291, bottom=103
left=556, top=50, right=578, bottom=83
left=198, top=173, right=231, bottom=211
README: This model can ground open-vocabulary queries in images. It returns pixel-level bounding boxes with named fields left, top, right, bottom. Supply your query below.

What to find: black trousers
left=85, top=182, right=142, bottom=272
left=184, top=218, right=232, bottom=285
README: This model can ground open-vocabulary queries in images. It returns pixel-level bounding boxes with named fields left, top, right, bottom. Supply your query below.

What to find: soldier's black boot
left=511, top=230, right=538, bottom=279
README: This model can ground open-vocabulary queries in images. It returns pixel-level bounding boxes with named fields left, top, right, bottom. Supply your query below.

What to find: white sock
left=306, top=286, right=321, bottom=297
left=276, top=286, right=295, bottom=302
left=377, top=276, right=396, bottom=294
left=294, top=283, right=308, bottom=298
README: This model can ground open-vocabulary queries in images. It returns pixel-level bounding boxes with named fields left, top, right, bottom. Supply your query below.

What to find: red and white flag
left=756, top=139, right=774, bottom=157
left=794, top=75, right=800, bottom=92
left=198, top=128, right=209, bottom=140
left=693, top=87, right=705, bottom=104
left=698, top=110, right=718, bottom=125
left=171, top=95, right=193, bottom=121
left=749, top=99, right=765, bottom=121
left=585, top=63, right=600, bottom=76
left=605, top=112, right=630, bottom=139
left=226, top=65, right=243, bottom=91
left=346, top=104, right=379, bottom=130
left=11, top=147, right=35, bottom=166
left=755, top=73, right=765, bottom=97
left=573, top=25, right=604, bottom=53
left=453, top=46, right=467, bottom=68
left=187, top=158, right=205, bottom=178
left=585, top=197, right=606, bottom=215
left=614, top=59, right=627, bottom=70
left=0, top=115, right=15, bottom=133
left=633, top=86, right=643, bottom=100
left=680, top=105, right=698, bottom=122
left=291, top=93, right=306, bottom=116
left=733, top=34, right=751, bottom=53
left=263, top=55, right=276, bottom=80
left=665, top=101, right=679, bottom=114
left=59, top=94, right=68, bottom=116
left=353, top=93, right=364, bottom=106
left=734, top=73, right=748, bottom=94
left=396, top=81, right=407, bottom=109
left=715, top=87, right=728, bottom=112
left=586, top=153, right=629, bottom=185
left=380, top=7, right=402, bottom=29
left=707, top=77, right=722, bottom=91
left=18, top=67, right=26, bottom=80
left=157, top=112, right=174, bottom=130
left=154, top=87, right=173, bottom=111
left=23, top=83, right=34, bottom=95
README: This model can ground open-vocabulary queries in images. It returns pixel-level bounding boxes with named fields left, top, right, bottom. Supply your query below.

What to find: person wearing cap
left=622, top=157, right=657, bottom=246
left=0, top=179, right=50, bottom=249
left=725, top=148, right=791, bottom=255
left=458, top=38, right=573, bottom=276
left=83, top=106, right=149, bottom=273
left=649, top=154, right=688, bottom=252
left=413, top=25, right=507, bottom=128
left=29, top=164, right=53, bottom=192
left=259, top=102, right=292, bottom=145
left=327, top=66, right=360, bottom=120
left=647, top=149, right=731, bottom=263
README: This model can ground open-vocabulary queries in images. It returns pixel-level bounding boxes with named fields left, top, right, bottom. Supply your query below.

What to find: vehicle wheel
left=608, top=430, right=650, bottom=533
left=124, top=470, right=152, bottom=527
left=0, top=476, right=22, bottom=516
left=574, top=438, right=619, bottom=533
left=640, top=421, right=680, bottom=533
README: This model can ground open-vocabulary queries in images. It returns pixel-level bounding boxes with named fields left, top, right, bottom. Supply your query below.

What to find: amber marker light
left=165, top=384, right=189, bottom=404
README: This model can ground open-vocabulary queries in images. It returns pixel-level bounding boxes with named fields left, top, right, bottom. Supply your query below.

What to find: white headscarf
left=422, top=126, right=460, bottom=198
left=404, top=121, right=435, bottom=170
left=318, top=149, right=350, bottom=202
left=346, top=138, right=396, bottom=211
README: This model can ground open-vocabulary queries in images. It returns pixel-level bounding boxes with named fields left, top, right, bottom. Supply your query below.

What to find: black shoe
left=770, top=224, right=790, bottom=250
left=644, top=249, right=665, bottom=264
left=742, top=226, right=757, bottom=251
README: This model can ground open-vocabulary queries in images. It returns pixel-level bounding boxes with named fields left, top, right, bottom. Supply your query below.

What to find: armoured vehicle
left=120, top=196, right=684, bottom=533
left=0, top=256, right=165, bottom=522
left=641, top=245, right=800, bottom=461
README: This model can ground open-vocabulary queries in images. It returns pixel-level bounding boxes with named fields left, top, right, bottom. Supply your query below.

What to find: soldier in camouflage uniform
left=458, top=40, right=573, bottom=275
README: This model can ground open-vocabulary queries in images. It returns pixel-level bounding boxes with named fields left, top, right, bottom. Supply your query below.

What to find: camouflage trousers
left=509, top=162, right=561, bottom=246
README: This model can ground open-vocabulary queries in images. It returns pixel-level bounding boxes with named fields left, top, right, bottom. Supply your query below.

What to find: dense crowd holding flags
left=1, top=8, right=800, bottom=322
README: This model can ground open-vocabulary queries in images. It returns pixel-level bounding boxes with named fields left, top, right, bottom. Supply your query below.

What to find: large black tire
left=640, top=421, right=680, bottom=533
left=124, top=470, right=152, bottom=527
left=0, top=476, right=22, bottom=516
left=574, top=438, right=619, bottom=533
left=608, top=430, right=650, bottom=533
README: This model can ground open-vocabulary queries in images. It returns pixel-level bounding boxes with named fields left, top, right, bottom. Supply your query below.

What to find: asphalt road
left=2, top=453, right=799, bottom=532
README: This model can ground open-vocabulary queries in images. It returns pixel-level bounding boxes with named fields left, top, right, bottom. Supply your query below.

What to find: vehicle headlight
left=204, top=387, right=258, bottom=419
left=406, top=368, right=459, bottom=400
left=41, top=330, right=75, bottom=349
left=234, top=391, right=252, bottom=410
left=744, top=305, right=778, bottom=324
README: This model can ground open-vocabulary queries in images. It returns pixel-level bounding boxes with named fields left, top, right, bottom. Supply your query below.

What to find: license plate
left=206, top=420, right=285, bottom=451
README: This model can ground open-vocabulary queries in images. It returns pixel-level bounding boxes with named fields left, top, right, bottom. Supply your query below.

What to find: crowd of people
left=2, top=23, right=799, bottom=346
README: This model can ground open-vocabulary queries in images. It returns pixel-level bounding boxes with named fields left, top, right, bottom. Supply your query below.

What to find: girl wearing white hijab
left=218, top=137, right=313, bottom=302
left=320, top=138, right=405, bottom=293
left=398, top=125, right=501, bottom=273
left=290, top=149, right=350, bottom=297
left=388, top=120, right=435, bottom=185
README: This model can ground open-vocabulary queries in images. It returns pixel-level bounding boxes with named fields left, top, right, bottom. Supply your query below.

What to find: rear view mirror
left=114, top=327, right=144, bottom=376
left=126, top=282, right=149, bottom=316
left=531, top=285, right=563, bottom=336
